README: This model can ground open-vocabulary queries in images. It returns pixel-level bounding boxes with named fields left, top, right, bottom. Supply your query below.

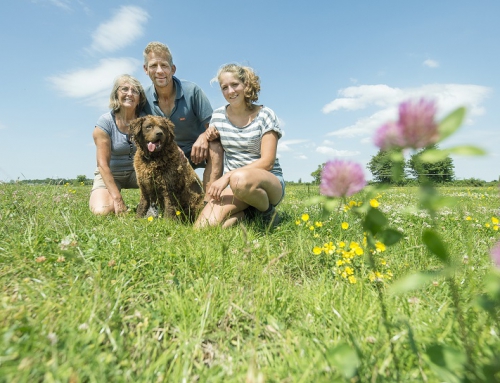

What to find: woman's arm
left=93, top=127, right=127, bottom=214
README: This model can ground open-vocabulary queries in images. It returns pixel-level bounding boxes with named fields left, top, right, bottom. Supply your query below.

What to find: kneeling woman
left=195, top=64, right=285, bottom=228
left=89, top=74, right=146, bottom=215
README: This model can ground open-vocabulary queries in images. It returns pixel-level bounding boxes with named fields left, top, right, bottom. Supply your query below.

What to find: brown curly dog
left=129, top=115, right=204, bottom=222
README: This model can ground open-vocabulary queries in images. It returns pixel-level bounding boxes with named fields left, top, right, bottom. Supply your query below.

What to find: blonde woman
left=89, top=74, right=146, bottom=215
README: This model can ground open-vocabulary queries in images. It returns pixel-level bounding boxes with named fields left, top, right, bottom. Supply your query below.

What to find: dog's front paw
left=145, top=203, right=159, bottom=218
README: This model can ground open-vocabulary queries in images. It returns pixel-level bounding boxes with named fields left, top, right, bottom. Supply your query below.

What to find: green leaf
left=422, top=229, right=449, bottom=264
left=324, top=198, right=341, bottom=212
left=446, top=145, right=486, bottom=156
left=377, top=228, right=403, bottom=247
left=419, top=149, right=450, bottom=163
left=425, top=344, right=466, bottom=383
left=389, top=150, right=404, bottom=162
left=437, top=107, right=466, bottom=141
left=325, top=343, right=359, bottom=378
left=389, top=271, right=441, bottom=294
left=362, top=207, right=387, bottom=235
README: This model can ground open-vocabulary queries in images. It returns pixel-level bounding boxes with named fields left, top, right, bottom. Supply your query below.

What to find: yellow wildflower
left=336, top=260, right=344, bottom=266
left=339, top=241, right=346, bottom=248
left=147, top=216, right=154, bottom=222
left=375, top=242, right=386, bottom=252
left=341, top=222, right=349, bottom=230
left=370, top=199, right=379, bottom=208
left=315, top=221, right=323, bottom=227
left=323, top=242, right=336, bottom=254
left=312, top=246, right=322, bottom=255
left=345, top=267, right=354, bottom=275
left=348, top=276, right=357, bottom=284
left=492, top=217, right=499, bottom=225
left=295, top=219, right=301, bottom=225
left=466, top=216, right=472, bottom=221
left=301, top=214, right=309, bottom=222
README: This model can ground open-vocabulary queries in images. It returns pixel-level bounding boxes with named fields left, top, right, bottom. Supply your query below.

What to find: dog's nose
left=155, top=131, right=164, bottom=138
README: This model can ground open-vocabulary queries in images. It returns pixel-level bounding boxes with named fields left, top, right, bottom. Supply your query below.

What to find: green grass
left=0, top=183, right=499, bottom=382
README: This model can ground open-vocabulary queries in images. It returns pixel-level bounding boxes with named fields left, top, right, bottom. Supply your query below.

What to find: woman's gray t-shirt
left=95, top=111, right=136, bottom=173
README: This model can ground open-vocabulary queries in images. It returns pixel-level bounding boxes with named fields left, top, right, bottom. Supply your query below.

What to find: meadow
left=0, top=182, right=499, bottom=382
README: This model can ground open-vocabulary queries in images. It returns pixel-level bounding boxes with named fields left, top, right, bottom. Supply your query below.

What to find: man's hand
left=190, top=133, right=209, bottom=165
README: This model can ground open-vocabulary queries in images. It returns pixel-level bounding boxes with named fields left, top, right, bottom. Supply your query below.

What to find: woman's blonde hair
left=109, top=74, right=146, bottom=114
left=216, top=63, right=260, bottom=110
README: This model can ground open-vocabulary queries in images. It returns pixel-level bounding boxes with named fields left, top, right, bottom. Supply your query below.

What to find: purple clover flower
left=374, top=98, right=439, bottom=150
left=490, top=240, right=500, bottom=268
left=320, top=160, right=366, bottom=198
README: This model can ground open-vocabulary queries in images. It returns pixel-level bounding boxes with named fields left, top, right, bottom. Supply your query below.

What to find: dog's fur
left=129, top=115, right=204, bottom=221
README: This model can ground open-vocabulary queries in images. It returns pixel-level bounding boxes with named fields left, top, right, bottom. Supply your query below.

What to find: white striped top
left=210, top=105, right=283, bottom=177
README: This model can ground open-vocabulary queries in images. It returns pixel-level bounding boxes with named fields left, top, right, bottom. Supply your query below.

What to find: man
left=142, top=41, right=223, bottom=196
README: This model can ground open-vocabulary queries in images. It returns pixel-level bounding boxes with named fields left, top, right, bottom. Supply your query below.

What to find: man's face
left=144, top=52, right=176, bottom=89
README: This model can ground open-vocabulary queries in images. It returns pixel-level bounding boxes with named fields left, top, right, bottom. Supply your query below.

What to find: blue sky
left=1, top=0, right=499, bottom=182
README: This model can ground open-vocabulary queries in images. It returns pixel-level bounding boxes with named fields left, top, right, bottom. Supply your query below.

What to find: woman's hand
left=207, top=174, right=230, bottom=201
left=205, top=125, right=220, bottom=141
left=113, top=197, right=128, bottom=215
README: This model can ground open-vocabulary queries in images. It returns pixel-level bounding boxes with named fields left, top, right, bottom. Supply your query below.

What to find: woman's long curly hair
left=216, top=64, right=261, bottom=110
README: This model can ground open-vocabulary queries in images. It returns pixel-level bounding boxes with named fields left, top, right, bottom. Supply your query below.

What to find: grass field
left=1, top=183, right=499, bottom=382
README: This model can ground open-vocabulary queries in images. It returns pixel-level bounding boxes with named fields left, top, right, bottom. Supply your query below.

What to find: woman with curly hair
left=195, top=64, right=285, bottom=228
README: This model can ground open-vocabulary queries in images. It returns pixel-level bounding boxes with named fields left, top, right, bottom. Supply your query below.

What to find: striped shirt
left=210, top=105, right=283, bottom=177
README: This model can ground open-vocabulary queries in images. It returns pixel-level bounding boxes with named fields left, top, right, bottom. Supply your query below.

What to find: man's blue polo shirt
left=143, top=76, right=213, bottom=155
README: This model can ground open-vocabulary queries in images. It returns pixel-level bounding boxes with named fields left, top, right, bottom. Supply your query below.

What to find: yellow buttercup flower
left=348, top=275, right=357, bottom=284
left=147, top=216, right=154, bottom=222
left=375, top=242, right=386, bottom=252
left=315, top=221, right=323, bottom=227
left=295, top=219, right=301, bottom=225
left=312, top=246, right=322, bottom=255
left=370, top=199, right=379, bottom=208
left=176, top=211, right=181, bottom=216
left=301, top=214, right=309, bottom=222
left=341, top=222, right=349, bottom=230
left=465, top=216, right=472, bottom=221
left=323, top=242, right=336, bottom=254
left=492, top=217, right=499, bottom=224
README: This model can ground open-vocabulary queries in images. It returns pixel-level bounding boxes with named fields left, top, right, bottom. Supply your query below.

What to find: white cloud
left=89, top=6, right=149, bottom=53
left=423, top=59, right=439, bottom=68
left=48, top=0, right=71, bottom=11
left=323, top=83, right=492, bottom=138
left=322, top=85, right=402, bottom=113
left=278, top=139, right=309, bottom=152
left=316, top=147, right=360, bottom=157
left=47, top=57, right=141, bottom=106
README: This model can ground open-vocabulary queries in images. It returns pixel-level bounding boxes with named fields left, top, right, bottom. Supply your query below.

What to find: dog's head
left=129, top=116, right=175, bottom=155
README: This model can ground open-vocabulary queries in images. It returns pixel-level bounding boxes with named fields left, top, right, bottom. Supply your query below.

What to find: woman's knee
left=229, top=169, right=255, bottom=196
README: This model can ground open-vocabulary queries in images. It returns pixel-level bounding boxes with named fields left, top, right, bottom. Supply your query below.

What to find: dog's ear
left=129, top=117, right=145, bottom=141
left=163, top=117, right=175, bottom=143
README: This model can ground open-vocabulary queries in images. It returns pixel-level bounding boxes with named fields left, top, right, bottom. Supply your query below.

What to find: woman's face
left=219, top=72, right=245, bottom=105
left=117, top=82, right=140, bottom=109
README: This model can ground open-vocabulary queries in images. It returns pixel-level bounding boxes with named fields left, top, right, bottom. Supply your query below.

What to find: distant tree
left=311, top=163, right=325, bottom=184
left=367, top=150, right=403, bottom=183
left=407, top=145, right=455, bottom=183
left=76, top=175, right=87, bottom=183
left=298, top=178, right=302, bottom=184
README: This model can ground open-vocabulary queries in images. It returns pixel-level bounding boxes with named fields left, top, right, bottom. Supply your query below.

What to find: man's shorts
left=91, top=168, right=138, bottom=192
